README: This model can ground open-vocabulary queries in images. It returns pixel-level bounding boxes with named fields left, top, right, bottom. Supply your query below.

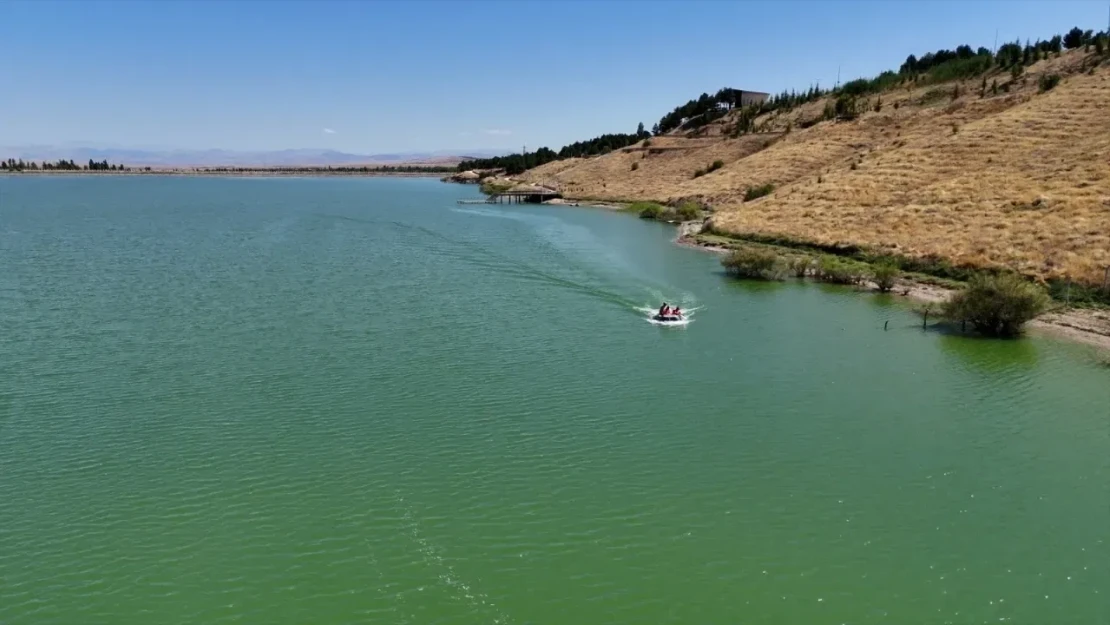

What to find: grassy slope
left=520, top=50, right=1110, bottom=284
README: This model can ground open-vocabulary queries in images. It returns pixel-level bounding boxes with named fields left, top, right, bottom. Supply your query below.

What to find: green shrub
left=920, top=87, right=949, bottom=104
left=632, top=202, right=664, bottom=219
left=871, top=262, right=900, bottom=292
left=743, top=183, right=775, bottom=202
left=674, top=201, right=701, bottom=221
left=721, top=249, right=787, bottom=281
left=834, top=94, right=860, bottom=119
left=790, top=256, right=812, bottom=277
left=694, top=159, right=726, bottom=179
left=1038, top=73, right=1061, bottom=92
left=924, top=55, right=993, bottom=84
left=815, top=256, right=864, bottom=285
left=943, top=273, right=1049, bottom=337
left=479, top=179, right=513, bottom=195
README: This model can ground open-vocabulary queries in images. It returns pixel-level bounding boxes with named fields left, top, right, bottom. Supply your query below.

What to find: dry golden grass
left=520, top=50, right=1110, bottom=283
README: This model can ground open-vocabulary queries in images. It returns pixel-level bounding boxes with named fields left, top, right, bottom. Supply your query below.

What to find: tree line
left=456, top=126, right=651, bottom=175
left=2, top=158, right=128, bottom=171
left=456, top=24, right=1108, bottom=177
left=1, top=160, right=455, bottom=173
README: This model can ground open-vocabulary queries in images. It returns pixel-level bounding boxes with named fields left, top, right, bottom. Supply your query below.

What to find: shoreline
left=669, top=223, right=1110, bottom=352
left=1, top=170, right=451, bottom=178
left=460, top=183, right=1110, bottom=352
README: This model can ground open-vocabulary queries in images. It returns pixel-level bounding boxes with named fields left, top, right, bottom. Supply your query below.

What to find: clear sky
left=1, top=0, right=1107, bottom=154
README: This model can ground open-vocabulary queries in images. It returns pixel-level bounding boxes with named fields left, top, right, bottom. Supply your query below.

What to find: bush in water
left=943, top=273, right=1049, bottom=337
left=633, top=202, right=664, bottom=219
left=721, top=249, right=788, bottom=281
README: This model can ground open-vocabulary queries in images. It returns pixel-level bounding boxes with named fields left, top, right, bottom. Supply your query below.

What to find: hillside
left=519, top=49, right=1110, bottom=285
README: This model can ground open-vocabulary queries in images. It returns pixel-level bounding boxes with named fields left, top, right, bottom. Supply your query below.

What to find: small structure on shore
left=490, top=183, right=561, bottom=204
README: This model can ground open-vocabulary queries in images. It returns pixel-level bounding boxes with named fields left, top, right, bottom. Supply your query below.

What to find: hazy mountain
left=0, top=145, right=508, bottom=167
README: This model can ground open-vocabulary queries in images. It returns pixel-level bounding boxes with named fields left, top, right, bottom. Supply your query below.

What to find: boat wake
left=385, top=217, right=702, bottom=327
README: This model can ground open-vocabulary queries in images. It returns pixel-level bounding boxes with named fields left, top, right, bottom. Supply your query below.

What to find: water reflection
left=937, top=331, right=1040, bottom=373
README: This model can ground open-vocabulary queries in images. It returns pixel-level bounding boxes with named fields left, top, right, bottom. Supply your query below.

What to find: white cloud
left=483, top=128, right=511, bottom=136
left=322, top=128, right=336, bottom=134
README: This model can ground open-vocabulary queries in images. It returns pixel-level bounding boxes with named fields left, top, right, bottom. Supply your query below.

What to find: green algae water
left=1, top=176, right=1107, bottom=625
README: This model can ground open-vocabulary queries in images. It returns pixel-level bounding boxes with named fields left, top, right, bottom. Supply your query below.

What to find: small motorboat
left=653, top=313, right=684, bottom=322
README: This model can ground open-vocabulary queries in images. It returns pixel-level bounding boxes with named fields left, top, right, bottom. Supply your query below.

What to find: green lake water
left=1, top=176, right=1107, bottom=624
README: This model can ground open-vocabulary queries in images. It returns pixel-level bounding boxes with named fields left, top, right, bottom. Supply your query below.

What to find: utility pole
left=836, top=64, right=841, bottom=90
left=993, top=29, right=998, bottom=54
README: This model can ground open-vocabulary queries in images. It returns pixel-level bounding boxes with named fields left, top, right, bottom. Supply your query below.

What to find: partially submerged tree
left=943, top=273, right=1049, bottom=337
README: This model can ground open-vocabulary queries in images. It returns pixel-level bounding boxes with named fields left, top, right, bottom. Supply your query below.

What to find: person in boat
left=672, top=306, right=682, bottom=318
left=658, top=303, right=670, bottom=317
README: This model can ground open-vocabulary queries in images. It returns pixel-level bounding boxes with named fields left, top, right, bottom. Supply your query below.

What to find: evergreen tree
left=1063, top=27, right=1085, bottom=49
left=1, top=160, right=7, bottom=170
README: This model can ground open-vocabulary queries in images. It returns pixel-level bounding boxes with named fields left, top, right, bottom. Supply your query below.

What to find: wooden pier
left=456, top=183, right=561, bottom=205
left=490, top=183, right=561, bottom=204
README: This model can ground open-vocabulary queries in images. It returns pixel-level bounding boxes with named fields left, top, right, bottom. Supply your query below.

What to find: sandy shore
left=672, top=222, right=1110, bottom=352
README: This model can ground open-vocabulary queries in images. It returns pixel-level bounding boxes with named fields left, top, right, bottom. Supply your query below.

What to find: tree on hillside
left=1063, top=27, right=1087, bottom=49
left=636, top=122, right=645, bottom=136
left=996, top=41, right=1023, bottom=67
left=900, top=54, right=919, bottom=74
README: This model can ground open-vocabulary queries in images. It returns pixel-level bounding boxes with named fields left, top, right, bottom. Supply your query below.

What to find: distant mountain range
left=0, top=145, right=508, bottom=167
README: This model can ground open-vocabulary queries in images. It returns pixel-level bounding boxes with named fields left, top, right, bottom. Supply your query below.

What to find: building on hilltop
left=718, top=89, right=770, bottom=109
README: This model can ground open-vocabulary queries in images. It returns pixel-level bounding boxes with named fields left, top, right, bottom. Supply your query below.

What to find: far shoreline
left=1, top=169, right=451, bottom=178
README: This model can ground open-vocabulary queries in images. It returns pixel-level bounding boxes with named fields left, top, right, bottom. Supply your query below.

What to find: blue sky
left=1, top=0, right=1106, bottom=154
